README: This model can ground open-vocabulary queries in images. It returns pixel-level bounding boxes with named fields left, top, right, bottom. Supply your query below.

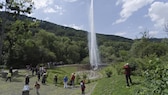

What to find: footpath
left=0, top=70, right=97, bottom=95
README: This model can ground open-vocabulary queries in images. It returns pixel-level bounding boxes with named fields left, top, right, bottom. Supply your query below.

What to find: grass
left=91, top=65, right=144, bottom=95
left=47, top=66, right=78, bottom=85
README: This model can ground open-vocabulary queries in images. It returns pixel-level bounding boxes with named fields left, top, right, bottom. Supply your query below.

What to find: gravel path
left=0, top=70, right=98, bottom=95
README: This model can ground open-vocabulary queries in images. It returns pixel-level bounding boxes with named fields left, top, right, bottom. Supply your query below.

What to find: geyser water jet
left=88, top=0, right=101, bottom=70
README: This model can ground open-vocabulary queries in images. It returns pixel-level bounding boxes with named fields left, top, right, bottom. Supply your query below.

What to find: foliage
left=82, top=73, right=87, bottom=80
left=105, top=68, right=112, bottom=77
left=92, top=66, right=143, bottom=95
left=75, top=74, right=81, bottom=84
left=1, top=1, right=168, bottom=69
left=137, top=58, right=168, bottom=95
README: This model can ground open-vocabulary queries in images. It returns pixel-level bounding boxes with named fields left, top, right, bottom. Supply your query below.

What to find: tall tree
left=0, top=0, right=34, bottom=66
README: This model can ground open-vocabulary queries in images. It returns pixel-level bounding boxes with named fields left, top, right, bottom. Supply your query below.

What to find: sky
left=1, top=0, right=168, bottom=39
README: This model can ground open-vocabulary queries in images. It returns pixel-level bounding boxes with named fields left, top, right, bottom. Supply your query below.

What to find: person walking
left=37, top=71, right=41, bottom=81
left=63, top=75, right=68, bottom=88
left=34, top=81, right=40, bottom=95
left=123, top=63, right=132, bottom=87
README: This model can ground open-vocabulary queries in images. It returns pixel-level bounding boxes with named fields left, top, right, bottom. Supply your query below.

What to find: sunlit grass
left=47, top=66, right=77, bottom=85
left=91, top=65, right=144, bottom=95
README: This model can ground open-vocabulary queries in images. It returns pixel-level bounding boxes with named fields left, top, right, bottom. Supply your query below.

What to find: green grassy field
left=47, top=66, right=78, bottom=85
left=0, top=65, right=145, bottom=95
left=91, top=66, right=144, bottom=95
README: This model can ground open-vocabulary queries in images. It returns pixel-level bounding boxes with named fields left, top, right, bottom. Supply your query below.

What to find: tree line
left=1, top=0, right=168, bottom=70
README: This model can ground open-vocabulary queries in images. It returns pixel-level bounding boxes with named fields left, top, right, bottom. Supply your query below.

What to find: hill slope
left=0, top=12, right=133, bottom=43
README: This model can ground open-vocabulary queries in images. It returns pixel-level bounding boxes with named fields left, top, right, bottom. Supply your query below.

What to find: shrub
left=105, top=68, right=112, bottom=77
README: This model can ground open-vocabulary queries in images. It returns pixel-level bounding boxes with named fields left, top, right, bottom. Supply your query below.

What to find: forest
left=0, top=0, right=167, bottom=69
left=2, top=1, right=168, bottom=94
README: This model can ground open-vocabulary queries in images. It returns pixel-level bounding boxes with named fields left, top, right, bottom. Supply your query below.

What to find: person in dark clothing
left=37, top=71, right=41, bottom=81
left=32, top=67, right=35, bottom=76
left=123, top=63, right=132, bottom=87
left=80, top=80, right=85, bottom=94
left=9, top=67, right=13, bottom=76
left=70, top=73, right=75, bottom=87
left=41, top=72, right=47, bottom=84
left=54, top=74, right=58, bottom=86
left=25, top=75, right=30, bottom=85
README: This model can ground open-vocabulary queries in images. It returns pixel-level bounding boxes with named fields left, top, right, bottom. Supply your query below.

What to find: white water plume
left=88, top=0, right=101, bottom=70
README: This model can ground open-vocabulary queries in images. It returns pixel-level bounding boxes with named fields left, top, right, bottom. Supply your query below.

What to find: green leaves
left=141, top=58, right=168, bottom=95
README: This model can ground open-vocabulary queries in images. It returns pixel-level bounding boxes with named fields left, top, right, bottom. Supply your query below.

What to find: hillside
left=0, top=12, right=133, bottom=43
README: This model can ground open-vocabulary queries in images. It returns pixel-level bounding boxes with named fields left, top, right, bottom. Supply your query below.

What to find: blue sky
left=2, top=0, right=168, bottom=39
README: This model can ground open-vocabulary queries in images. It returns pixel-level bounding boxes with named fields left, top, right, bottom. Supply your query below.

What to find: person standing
left=25, top=75, right=30, bottom=85
left=37, top=71, right=41, bottom=81
left=9, top=67, right=13, bottom=76
left=41, top=72, right=47, bottom=84
left=80, top=80, right=86, bottom=94
left=70, top=73, right=75, bottom=87
left=123, top=63, right=132, bottom=87
left=34, top=81, right=40, bottom=95
left=63, top=75, right=68, bottom=88
left=54, top=74, right=58, bottom=86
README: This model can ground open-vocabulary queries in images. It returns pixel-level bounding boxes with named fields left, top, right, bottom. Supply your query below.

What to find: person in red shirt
left=70, top=73, right=75, bottom=87
left=123, top=63, right=132, bottom=87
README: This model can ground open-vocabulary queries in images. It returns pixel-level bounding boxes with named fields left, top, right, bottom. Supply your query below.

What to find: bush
left=105, top=68, right=112, bottom=77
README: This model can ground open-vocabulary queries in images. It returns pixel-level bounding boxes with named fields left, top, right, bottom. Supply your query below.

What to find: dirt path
left=0, top=70, right=99, bottom=95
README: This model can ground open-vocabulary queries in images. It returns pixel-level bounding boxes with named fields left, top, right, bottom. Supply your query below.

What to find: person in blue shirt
left=63, top=75, right=68, bottom=88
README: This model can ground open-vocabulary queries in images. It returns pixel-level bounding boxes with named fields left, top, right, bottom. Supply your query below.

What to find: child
left=34, top=81, right=40, bottom=95
left=25, top=75, right=29, bottom=85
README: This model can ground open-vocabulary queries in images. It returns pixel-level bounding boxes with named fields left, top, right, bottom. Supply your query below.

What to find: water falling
left=88, top=0, right=101, bottom=70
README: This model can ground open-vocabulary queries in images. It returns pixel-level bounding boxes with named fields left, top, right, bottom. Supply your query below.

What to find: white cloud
left=44, top=7, right=56, bottom=13
left=148, top=2, right=168, bottom=28
left=32, top=0, right=65, bottom=15
left=149, top=30, right=159, bottom=37
left=54, top=5, right=65, bottom=15
left=138, top=26, right=143, bottom=29
left=43, top=5, right=64, bottom=15
left=114, top=32, right=127, bottom=36
left=114, top=0, right=154, bottom=24
left=44, top=17, right=50, bottom=21
left=32, top=0, right=54, bottom=9
left=26, top=13, right=34, bottom=17
left=115, top=0, right=122, bottom=6
left=64, top=24, right=84, bottom=30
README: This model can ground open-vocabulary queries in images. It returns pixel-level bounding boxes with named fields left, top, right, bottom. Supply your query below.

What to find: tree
left=130, top=31, right=150, bottom=58
left=0, top=0, right=34, bottom=66
left=4, top=20, right=38, bottom=68
left=6, top=0, right=34, bottom=15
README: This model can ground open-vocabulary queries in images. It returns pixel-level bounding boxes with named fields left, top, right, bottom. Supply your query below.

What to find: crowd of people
left=3, top=63, right=134, bottom=95
left=21, top=65, right=86, bottom=95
